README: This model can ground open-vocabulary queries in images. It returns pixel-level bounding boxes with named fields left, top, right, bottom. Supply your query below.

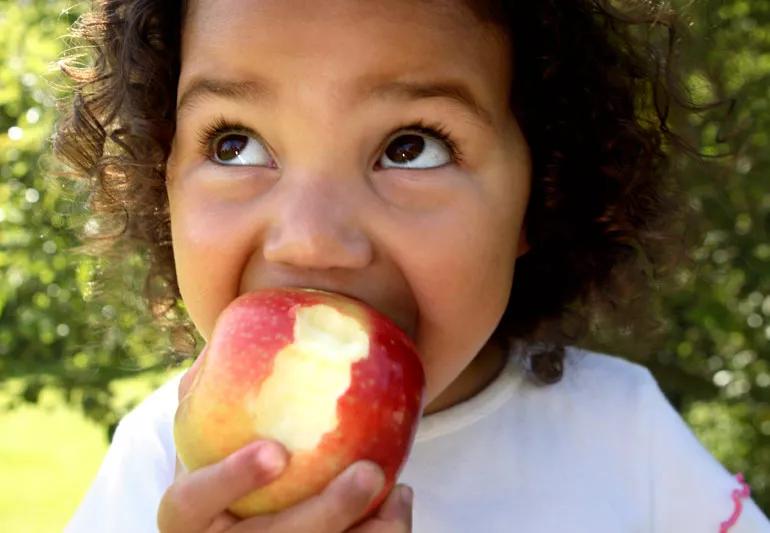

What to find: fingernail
left=257, top=443, right=285, bottom=474
left=400, top=485, right=413, bottom=506
left=354, top=462, right=385, bottom=494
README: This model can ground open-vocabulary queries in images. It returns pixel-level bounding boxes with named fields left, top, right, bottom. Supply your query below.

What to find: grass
left=0, top=371, right=181, bottom=532
left=0, top=398, right=108, bottom=533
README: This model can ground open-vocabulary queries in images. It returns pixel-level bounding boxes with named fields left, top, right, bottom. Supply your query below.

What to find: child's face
left=166, top=0, right=531, bottom=407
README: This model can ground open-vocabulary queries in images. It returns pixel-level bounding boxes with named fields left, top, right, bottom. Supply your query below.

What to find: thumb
left=178, top=345, right=208, bottom=403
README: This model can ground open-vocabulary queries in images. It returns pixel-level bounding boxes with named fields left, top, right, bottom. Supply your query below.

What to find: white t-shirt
left=65, top=347, right=770, bottom=532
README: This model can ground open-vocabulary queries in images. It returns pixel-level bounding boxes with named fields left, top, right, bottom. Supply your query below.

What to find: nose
left=263, top=179, right=373, bottom=270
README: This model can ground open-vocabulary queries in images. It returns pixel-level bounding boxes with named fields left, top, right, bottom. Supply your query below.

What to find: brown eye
left=216, top=134, right=248, bottom=161
left=385, top=134, right=425, bottom=163
left=379, top=131, right=452, bottom=170
left=211, top=132, right=271, bottom=166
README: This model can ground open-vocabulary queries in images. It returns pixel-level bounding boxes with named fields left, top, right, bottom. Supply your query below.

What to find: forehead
left=180, top=0, right=512, bottom=116
left=183, top=0, right=499, bottom=37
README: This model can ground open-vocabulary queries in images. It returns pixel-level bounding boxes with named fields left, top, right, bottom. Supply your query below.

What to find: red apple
left=174, top=287, right=425, bottom=519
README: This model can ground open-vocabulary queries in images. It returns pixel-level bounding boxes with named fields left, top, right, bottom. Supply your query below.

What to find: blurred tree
left=667, top=0, right=770, bottom=510
left=0, top=0, right=183, bottom=437
left=586, top=0, right=770, bottom=512
left=673, top=0, right=770, bottom=508
left=0, top=0, right=768, bottom=512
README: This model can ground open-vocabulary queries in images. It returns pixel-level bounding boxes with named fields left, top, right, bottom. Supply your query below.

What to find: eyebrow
left=176, top=76, right=494, bottom=127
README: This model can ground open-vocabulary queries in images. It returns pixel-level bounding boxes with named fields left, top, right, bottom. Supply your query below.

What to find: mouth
left=261, top=284, right=417, bottom=341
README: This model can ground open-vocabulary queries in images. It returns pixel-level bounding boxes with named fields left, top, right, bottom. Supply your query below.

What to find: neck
left=423, top=339, right=508, bottom=416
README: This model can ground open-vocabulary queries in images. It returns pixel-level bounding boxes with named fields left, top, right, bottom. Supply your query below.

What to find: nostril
left=263, top=225, right=372, bottom=270
left=261, top=181, right=373, bottom=270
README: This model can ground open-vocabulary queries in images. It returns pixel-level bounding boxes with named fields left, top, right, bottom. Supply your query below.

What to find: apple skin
left=174, top=287, right=425, bottom=519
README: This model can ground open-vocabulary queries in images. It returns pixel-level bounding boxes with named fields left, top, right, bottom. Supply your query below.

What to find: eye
left=197, top=118, right=275, bottom=167
left=211, top=132, right=272, bottom=166
left=378, top=126, right=457, bottom=170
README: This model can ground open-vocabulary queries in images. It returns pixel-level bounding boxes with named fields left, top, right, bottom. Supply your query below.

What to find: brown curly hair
left=53, top=0, right=720, bottom=385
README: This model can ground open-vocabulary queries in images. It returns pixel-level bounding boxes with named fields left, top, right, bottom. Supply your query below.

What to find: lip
left=247, top=283, right=415, bottom=340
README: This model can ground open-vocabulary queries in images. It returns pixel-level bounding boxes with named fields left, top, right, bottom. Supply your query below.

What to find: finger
left=179, top=345, right=208, bottom=402
left=375, top=484, right=412, bottom=526
left=207, top=512, right=240, bottom=533
left=157, top=440, right=288, bottom=533
left=347, top=485, right=413, bottom=533
left=231, top=460, right=385, bottom=533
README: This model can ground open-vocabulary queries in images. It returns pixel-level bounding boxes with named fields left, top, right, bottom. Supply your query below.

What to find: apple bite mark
left=246, top=304, right=369, bottom=451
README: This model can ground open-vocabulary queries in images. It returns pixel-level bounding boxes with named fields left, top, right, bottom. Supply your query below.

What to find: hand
left=157, top=347, right=414, bottom=533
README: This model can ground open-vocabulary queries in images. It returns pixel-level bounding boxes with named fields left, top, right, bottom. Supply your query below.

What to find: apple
left=174, top=287, right=425, bottom=519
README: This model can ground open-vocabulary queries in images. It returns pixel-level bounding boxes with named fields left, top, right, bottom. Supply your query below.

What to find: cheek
left=390, top=203, right=518, bottom=401
left=168, top=190, right=254, bottom=338
left=398, top=201, right=520, bottom=340
left=434, top=234, right=512, bottom=325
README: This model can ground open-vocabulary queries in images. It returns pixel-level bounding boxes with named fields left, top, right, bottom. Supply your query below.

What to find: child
left=57, top=0, right=770, bottom=531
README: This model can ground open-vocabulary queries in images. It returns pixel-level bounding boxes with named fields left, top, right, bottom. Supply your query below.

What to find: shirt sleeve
left=644, top=375, right=770, bottom=532
left=64, top=374, right=181, bottom=533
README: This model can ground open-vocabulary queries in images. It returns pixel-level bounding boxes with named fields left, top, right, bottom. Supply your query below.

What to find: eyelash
left=196, top=117, right=464, bottom=167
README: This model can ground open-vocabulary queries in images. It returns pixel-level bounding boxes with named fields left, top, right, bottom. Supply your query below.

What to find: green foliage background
left=0, top=1, right=181, bottom=438
left=1, top=0, right=768, bottom=516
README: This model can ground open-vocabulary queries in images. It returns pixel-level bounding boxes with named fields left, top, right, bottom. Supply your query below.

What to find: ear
left=515, top=224, right=530, bottom=258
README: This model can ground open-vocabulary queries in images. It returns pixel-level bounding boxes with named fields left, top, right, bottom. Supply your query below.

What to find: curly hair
left=53, top=0, right=719, bottom=385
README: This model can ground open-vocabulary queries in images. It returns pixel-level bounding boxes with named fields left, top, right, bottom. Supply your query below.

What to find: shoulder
left=516, top=346, right=657, bottom=415
left=64, top=371, right=184, bottom=533
left=550, top=348, right=770, bottom=531
left=561, top=346, right=655, bottom=388
left=110, top=370, right=183, bottom=469
left=102, top=368, right=184, bottom=477
left=506, top=346, right=658, bottom=471
left=119, top=370, right=183, bottom=436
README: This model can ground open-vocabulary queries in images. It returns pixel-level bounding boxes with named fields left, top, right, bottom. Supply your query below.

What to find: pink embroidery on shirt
left=719, top=472, right=751, bottom=533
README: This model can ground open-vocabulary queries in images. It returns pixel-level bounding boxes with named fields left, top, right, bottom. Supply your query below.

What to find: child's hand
left=158, top=348, right=414, bottom=533
left=157, top=442, right=413, bottom=532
